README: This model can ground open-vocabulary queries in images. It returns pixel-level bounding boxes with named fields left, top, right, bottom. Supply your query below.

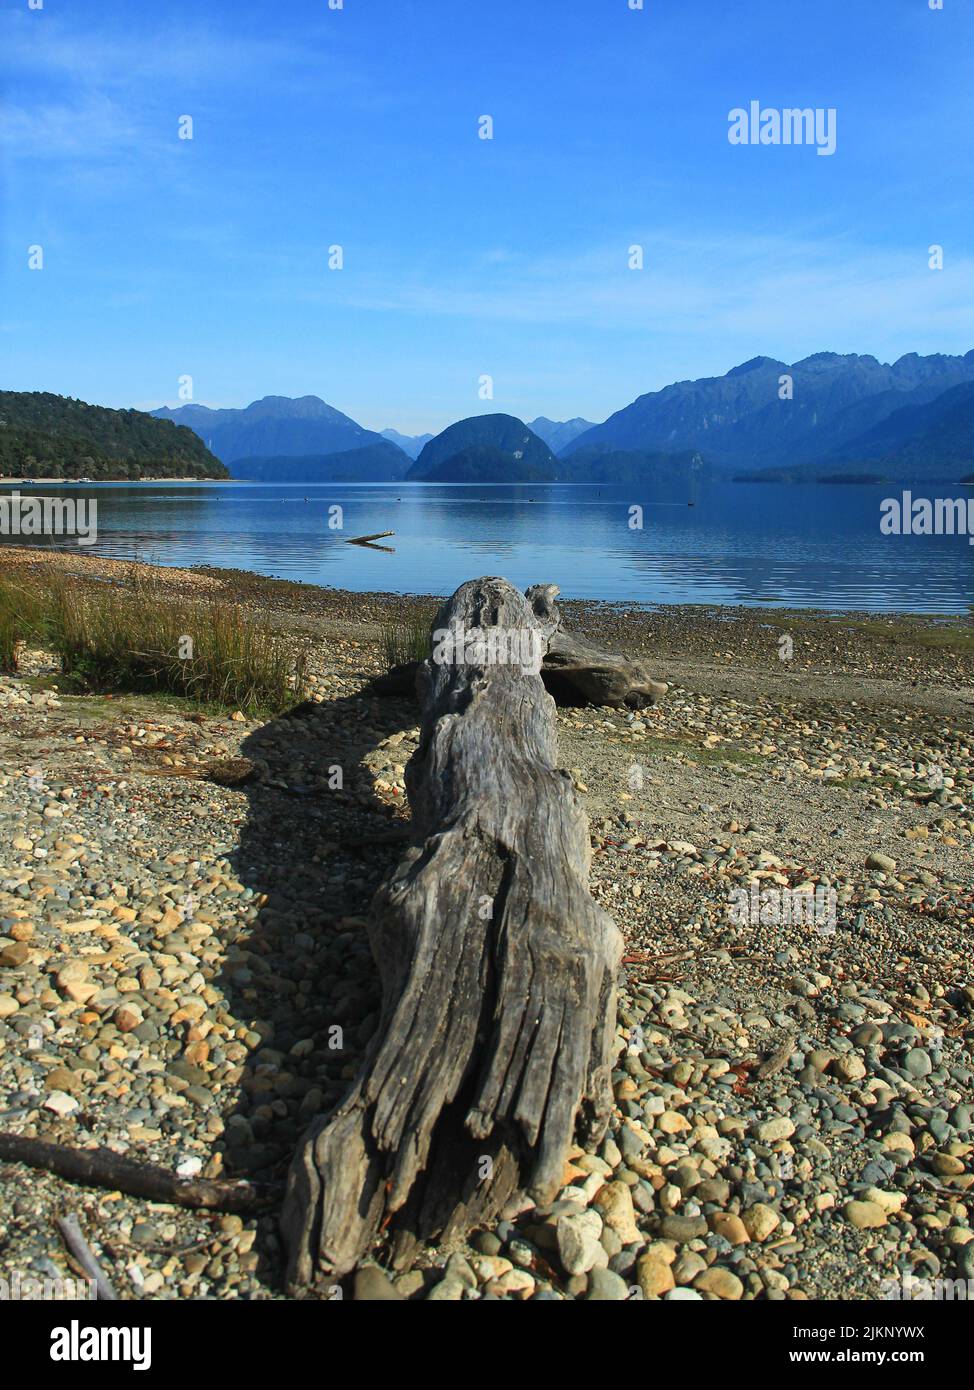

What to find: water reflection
left=0, top=480, right=970, bottom=613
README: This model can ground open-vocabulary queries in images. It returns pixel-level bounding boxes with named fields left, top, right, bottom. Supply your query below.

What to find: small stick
left=56, top=1213, right=119, bottom=1301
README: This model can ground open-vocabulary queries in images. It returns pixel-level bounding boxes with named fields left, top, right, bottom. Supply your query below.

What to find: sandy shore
left=0, top=547, right=971, bottom=1301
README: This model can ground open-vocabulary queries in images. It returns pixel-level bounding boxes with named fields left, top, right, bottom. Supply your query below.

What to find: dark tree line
left=0, top=392, right=229, bottom=480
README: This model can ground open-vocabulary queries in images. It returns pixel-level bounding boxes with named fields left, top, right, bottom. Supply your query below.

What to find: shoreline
left=5, top=475, right=974, bottom=488
left=1, top=541, right=972, bottom=626
left=0, top=477, right=227, bottom=485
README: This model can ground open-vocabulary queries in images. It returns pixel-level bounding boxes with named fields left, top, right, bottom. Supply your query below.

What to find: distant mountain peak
left=239, top=395, right=351, bottom=421
left=726, top=356, right=785, bottom=376
left=380, top=427, right=435, bottom=460
left=527, top=415, right=596, bottom=453
left=151, top=393, right=386, bottom=463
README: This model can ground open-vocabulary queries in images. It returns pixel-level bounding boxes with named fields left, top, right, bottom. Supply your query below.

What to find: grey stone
left=585, top=1267, right=630, bottom=1301
left=903, top=1049, right=932, bottom=1079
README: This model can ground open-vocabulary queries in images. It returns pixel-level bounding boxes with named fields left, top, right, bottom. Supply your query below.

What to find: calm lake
left=2, top=480, right=972, bottom=613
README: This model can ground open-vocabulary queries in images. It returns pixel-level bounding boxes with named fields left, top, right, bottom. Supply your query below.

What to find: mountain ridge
left=0, top=391, right=227, bottom=481
left=561, top=350, right=974, bottom=470
left=737, top=379, right=974, bottom=483
left=147, top=355, right=974, bottom=485
left=152, top=395, right=394, bottom=465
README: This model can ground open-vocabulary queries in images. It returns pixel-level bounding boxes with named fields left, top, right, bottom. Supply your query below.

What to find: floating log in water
left=346, top=530, right=395, bottom=548
left=281, top=576, right=624, bottom=1288
left=369, top=581, right=668, bottom=709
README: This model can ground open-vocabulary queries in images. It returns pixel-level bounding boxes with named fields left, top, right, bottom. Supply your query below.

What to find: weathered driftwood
left=369, top=582, right=667, bottom=709
left=527, top=582, right=667, bottom=709
left=346, top=530, right=395, bottom=546
left=346, top=531, right=396, bottom=553
left=0, top=1133, right=266, bottom=1213
left=55, top=1215, right=119, bottom=1301
left=281, top=576, right=623, bottom=1289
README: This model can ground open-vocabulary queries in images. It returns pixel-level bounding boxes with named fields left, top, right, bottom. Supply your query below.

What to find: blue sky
left=2, top=0, right=971, bottom=434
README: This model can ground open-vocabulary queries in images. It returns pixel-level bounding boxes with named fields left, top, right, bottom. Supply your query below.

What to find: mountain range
left=149, top=350, right=974, bottom=486
left=8, top=349, right=965, bottom=485
left=563, top=351, right=974, bottom=478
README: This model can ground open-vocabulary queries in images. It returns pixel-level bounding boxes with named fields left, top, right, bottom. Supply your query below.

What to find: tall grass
left=380, top=606, right=437, bottom=668
left=0, top=578, right=50, bottom=671
left=0, top=573, right=308, bottom=715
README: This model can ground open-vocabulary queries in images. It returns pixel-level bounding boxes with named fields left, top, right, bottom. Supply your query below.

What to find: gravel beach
left=0, top=548, right=971, bottom=1302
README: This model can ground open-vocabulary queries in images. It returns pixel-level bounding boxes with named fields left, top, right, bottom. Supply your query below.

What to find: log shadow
left=212, top=687, right=417, bottom=1295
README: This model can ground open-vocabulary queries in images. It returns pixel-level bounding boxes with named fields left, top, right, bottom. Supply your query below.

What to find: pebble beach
left=0, top=548, right=972, bottom=1302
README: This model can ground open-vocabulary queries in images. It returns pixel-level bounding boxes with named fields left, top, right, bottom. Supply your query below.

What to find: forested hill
left=0, top=392, right=229, bottom=480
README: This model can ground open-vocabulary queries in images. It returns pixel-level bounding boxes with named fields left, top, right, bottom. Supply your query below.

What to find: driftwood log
left=281, top=577, right=624, bottom=1289
left=0, top=1132, right=266, bottom=1212
left=529, top=582, right=668, bottom=709
left=370, top=583, right=667, bottom=709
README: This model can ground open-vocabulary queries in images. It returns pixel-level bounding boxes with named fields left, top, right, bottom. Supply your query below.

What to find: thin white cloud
left=0, top=10, right=364, bottom=166
left=0, top=93, right=149, bottom=161
left=280, top=232, right=974, bottom=353
left=0, top=12, right=333, bottom=88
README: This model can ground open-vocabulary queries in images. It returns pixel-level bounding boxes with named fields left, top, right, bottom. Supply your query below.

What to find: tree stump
left=281, top=577, right=623, bottom=1289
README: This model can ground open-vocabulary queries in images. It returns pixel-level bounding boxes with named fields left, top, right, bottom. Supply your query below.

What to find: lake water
left=2, top=480, right=972, bottom=613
